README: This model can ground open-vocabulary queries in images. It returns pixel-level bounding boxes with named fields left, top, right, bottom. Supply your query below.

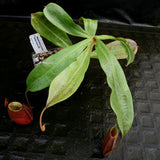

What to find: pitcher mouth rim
left=8, top=102, right=23, bottom=112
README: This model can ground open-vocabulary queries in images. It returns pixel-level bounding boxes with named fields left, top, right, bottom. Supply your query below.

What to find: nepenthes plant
left=26, top=3, right=138, bottom=155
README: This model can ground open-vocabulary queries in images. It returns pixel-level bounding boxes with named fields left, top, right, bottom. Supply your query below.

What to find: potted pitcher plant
left=24, top=3, right=138, bottom=156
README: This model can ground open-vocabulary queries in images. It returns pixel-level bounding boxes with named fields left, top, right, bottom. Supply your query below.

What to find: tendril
left=25, top=90, right=31, bottom=106
left=39, top=105, right=48, bottom=132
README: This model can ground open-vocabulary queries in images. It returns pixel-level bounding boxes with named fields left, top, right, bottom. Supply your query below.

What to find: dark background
left=0, top=0, right=160, bottom=25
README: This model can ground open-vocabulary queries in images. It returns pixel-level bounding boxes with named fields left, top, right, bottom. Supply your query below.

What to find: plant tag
left=29, top=33, right=48, bottom=53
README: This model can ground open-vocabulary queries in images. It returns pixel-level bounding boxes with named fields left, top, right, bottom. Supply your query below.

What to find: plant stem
left=89, top=38, right=96, bottom=52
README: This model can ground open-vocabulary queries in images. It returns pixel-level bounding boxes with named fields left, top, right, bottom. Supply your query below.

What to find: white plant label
left=29, top=33, right=48, bottom=53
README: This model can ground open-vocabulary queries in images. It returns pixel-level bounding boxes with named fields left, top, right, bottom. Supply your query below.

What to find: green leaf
left=46, top=45, right=91, bottom=107
left=95, top=39, right=134, bottom=136
left=117, top=38, right=135, bottom=66
left=26, top=38, right=92, bottom=92
left=31, top=12, right=72, bottom=48
left=43, top=3, right=90, bottom=38
left=79, top=17, right=98, bottom=36
left=91, top=39, right=138, bottom=59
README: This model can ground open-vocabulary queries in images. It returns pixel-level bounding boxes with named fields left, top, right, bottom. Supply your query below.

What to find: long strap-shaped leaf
left=40, top=45, right=91, bottom=131
left=31, top=12, right=72, bottom=48
left=46, top=45, right=91, bottom=107
left=95, top=39, right=134, bottom=136
left=79, top=17, right=98, bottom=36
left=26, top=38, right=92, bottom=92
left=44, top=3, right=90, bottom=38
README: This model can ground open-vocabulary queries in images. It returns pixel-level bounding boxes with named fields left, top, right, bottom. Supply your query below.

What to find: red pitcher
left=5, top=98, right=33, bottom=125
